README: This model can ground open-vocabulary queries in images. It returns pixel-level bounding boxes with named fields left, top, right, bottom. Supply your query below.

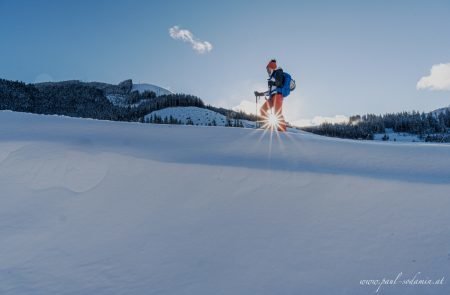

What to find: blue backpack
left=280, top=72, right=296, bottom=97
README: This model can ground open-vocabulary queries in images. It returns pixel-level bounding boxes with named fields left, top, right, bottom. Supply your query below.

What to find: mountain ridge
left=0, top=77, right=255, bottom=124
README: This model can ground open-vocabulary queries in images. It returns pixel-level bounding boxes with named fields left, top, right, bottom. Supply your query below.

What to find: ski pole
left=255, top=94, right=258, bottom=128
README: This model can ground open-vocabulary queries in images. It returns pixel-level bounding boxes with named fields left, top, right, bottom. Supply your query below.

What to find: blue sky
left=1, top=0, right=450, bottom=124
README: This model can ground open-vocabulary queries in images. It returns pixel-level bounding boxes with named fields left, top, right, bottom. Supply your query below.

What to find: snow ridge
left=1, top=111, right=450, bottom=295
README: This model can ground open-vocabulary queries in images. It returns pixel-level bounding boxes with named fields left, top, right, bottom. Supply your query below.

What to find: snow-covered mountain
left=1, top=111, right=449, bottom=294
left=131, top=83, right=172, bottom=96
left=431, top=105, right=450, bottom=116
left=1, top=77, right=259, bottom=127
left=106, top=82, right=173, bottom=107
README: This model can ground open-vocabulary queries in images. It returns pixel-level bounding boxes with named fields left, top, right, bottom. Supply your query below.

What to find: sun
left=262, top=112, right=282, bottom=130
left=267, top=113, right=279, bottom=127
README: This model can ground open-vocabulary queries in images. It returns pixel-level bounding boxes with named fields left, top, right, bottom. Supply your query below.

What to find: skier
left=254, top=59, right=288, bottom=132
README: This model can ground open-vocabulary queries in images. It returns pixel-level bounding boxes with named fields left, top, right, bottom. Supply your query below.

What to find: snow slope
left=131, top=83, right=172, bottom=96
left=146, top=106, right=227, bottom=125
left=1, top=111, right=450, bottom=295
left=146, top=106, right=254, bottom=128
left=374, top=128, right=422, bottom=142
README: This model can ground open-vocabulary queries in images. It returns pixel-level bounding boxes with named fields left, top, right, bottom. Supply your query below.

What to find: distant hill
left=431, top=105, right=450, bottom=117
left=0, top=78, right=256, bottom=126
left=303, top=108, right=450, bottom=143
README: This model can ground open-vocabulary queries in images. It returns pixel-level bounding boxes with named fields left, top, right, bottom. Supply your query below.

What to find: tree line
left=302, top=110, right=450, bottom=140
left=0, top=78, right=231, bottom=124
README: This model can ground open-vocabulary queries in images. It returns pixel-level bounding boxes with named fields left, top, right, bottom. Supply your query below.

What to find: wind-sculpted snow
left=1, top=111, right=449, bottom=184
left=0, top=111, right=449, bottom=295
left=0, top=142, right=24, bottom=163
left=0, top=144, right=108, bottom=193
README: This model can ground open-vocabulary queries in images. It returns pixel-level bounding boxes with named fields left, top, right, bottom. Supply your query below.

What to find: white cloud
left=417, top=63, right=450, bottom=91
left=233, top=99, right=258, bottom=115
left=169, top=26, right=213, bottom=54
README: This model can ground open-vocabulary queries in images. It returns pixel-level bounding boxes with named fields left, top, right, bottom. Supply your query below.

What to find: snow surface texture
left=131, top=83, right=172, bottom=96
left=1, top=111, right=450, bottom=295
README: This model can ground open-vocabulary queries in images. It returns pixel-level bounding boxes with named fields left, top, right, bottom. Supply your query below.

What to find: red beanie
left=267, top=59, right=277, bottom=70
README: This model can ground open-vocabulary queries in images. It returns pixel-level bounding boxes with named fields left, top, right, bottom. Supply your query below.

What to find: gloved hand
left=254, top=91, right=263, bottom=97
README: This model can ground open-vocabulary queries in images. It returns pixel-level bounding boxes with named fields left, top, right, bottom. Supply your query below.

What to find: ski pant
left=260, top=93, right=287, bottom=131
